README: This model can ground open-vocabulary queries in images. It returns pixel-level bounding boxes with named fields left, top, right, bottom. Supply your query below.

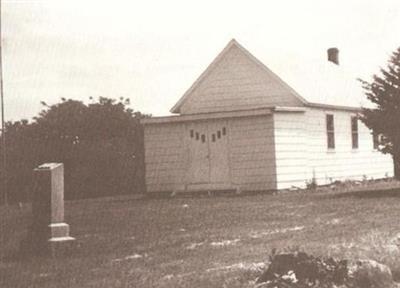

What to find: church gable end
left=172, top=40, right=306, bottom=115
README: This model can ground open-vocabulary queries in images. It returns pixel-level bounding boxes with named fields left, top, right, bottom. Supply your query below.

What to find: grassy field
left=2, top=187, right=400, bottom=287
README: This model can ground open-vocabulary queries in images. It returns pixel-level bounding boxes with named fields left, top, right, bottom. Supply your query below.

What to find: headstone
left=22, top=163, right=75, bottom=256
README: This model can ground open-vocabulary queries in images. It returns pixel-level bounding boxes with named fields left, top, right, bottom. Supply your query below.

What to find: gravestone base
left=48, top=236, right=76, bottom=258
left=49, top=223, right=71, bottom=238
left=20, top=231, right=76, bottom=257
left=47, top=222, right=76, bottom=257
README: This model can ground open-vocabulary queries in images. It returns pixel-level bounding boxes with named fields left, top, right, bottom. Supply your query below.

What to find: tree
left=0, top=97, right=147, bottom=203
left=0, top=119, right=37, bottom=203
left=360, top=47, right=400, bottom=179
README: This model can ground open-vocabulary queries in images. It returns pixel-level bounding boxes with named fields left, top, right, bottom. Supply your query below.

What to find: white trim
left=48, top=223, right=69, bottom=228
left=141, top=108, right=273, bottom=124
left=273, top=106, right=306, bottom=112
left=48, top=236, right=75, bottom=242
left=306, top=102, right=362, bottom=112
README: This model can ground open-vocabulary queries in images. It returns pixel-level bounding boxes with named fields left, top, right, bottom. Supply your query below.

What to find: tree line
left=0, top=97, right=147, bottom=203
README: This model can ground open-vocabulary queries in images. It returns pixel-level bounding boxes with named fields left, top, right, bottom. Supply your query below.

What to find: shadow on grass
left=331, top=187, right=400, bottom=199
left=3, top=238, right=83, bottom=264
left=104, top=189, right=276, bottom=204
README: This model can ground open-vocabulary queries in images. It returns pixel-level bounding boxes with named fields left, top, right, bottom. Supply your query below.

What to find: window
left=326, top=114, right=335, bottom=149
left=351, top=116, right=358, bottom=149
left=373, top=133, right=380, bottom=150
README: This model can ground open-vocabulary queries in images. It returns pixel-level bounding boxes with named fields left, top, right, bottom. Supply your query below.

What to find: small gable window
left=351, top=116, right=359, bottom=149
left=326, top=114, right=335, bottom=149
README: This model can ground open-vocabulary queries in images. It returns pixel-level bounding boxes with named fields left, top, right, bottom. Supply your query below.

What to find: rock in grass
left=349, top=259, right=394, bottom=288
left=257, top=252, right=396, bottom=288
left=257, top=251, right=348, bottom=287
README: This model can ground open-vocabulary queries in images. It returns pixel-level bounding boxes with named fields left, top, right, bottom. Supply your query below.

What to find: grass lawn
left=2, top=187, right=400, bottom=287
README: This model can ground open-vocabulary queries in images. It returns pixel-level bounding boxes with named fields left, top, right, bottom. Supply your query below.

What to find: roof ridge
left=170, top=39, right=238, bottom=114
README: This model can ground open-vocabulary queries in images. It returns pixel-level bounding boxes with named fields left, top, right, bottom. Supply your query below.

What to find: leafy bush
left=0, top=97, right=147, bottom=202
left=305, top=178, right=318, bottom=190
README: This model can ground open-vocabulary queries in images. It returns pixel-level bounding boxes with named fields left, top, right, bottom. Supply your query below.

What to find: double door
left=186, top=121, right=230, bottom=186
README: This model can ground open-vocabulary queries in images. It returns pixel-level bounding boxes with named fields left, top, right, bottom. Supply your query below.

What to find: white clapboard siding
left=274, top=108, right=394, bottom=189
left=144, top=123, right=187, bottom=192
left=228, top=115, right=277, bottom=191
left=273, top=112, right=309, bottom=189
left=305, top=108, right=393, bottom=184
left=179, top=44, right=303, bottom=114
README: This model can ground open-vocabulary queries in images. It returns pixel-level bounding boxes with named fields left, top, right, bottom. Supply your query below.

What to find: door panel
left=186, top=120, right=230, bottom=186
left=187, top=122, right=210, bottom=183
left=208, top=121, right=230, bottom=184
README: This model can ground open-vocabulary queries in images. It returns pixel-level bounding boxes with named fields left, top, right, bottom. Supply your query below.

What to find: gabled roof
left=171, top=39, right=369, bottom=114
left=170, top=39, right=308, bottom=114
left=263, top=50, right=370, bottom=110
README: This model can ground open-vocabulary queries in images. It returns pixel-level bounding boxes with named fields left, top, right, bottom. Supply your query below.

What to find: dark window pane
left=222, top=127, right=226, bottom=135
left=327, top=132, right=335, bottom=149
left=326, top=114, right=334, bottom=131
left=351, top=117, right=358, bottom=149
left=201, top=134, right=206, bottom=143
left=351, top=117, right=358, bottom=131
left=352, top=133, right=358, bottom=149
left=195, top=132, right=199, bottom=140
left=326, top=114, right=335, bottom=149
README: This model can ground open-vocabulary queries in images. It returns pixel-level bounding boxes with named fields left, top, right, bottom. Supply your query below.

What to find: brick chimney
left=327, top=47, right=339, bottom=65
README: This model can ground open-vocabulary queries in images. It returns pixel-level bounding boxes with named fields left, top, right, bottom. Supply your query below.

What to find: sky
left=2, top=0, right=400, bottom=121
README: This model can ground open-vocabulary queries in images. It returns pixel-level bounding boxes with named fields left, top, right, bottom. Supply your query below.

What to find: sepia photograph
left=1, top=0, right=400, bottom=287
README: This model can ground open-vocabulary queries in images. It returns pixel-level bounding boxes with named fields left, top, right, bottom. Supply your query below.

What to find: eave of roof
left=141, top=106, right=308, bottom=125
left=305, top=102, right=362, bottom=112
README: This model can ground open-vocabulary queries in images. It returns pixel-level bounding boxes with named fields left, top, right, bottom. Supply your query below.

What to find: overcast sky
left=2, top=0, right=400, bottom=121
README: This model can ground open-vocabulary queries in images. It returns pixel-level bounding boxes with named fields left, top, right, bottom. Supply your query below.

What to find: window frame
left=351, top=116, right=359, bottom=149
left=326, top=114, right=335, bottom=150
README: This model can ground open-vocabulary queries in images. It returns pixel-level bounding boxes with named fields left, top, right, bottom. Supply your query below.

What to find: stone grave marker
left=22, top=163, right=75, bottom=256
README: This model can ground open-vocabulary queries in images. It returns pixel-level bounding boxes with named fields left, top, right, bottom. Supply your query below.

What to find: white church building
left=141, top=39, right=393, bottom=193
